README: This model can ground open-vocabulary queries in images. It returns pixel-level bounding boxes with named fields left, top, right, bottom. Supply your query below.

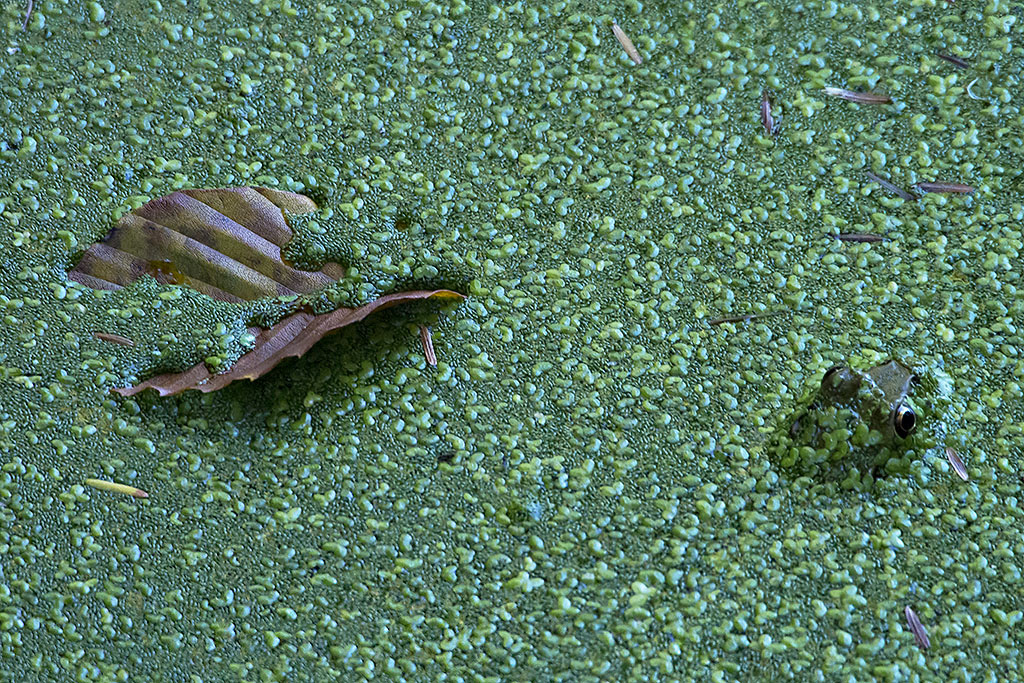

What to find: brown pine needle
left=863, top=171, right=916, bottom=201
left=419, top=324, right=437, bottom=366
left=612, top=23, right=642, bottom=65
left=22, top=0, right=32, bottom=30
left=904, top=606, right=930, bottom=650
left=93, top=332, right=135, bottom=346
left=85, top=478, right=149, bottom=499
left=914, top=181, right=975, bottom=194
left=936, top=52, right=969, bottom=69
left=822, top=87, right=892, bottom=104
left=707, top=311, right=783, bottom=326
left=946, top=447, right=969, bottom=481
left=830, top=233, right=886, bottom=243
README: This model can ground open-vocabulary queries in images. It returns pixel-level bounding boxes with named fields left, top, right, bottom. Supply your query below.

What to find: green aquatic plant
left=0, top=0, right=1020, bottom=680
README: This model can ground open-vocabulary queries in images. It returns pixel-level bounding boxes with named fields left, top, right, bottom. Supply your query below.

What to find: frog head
left=817, top=360, right=917, bottom=441
left=771, top=359, right=919, bottom=473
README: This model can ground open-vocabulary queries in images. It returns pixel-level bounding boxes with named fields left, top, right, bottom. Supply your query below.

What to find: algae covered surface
left=2, top=0, right=1023, bottom=680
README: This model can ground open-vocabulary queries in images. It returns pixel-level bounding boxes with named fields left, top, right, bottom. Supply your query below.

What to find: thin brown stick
left=22, top=0, right=33, bottom=30
left=904, top=606, right=930, bottom=650
left=863, top=171, right=916, bottom=201
left=914, top=181, right=975, bottom=194
left=822, top=87, right=892, bottom=104
left=935, top=52, right=969, bottom=69
left=93, top=332, right=135, bottom=346
left=612, top=23, right=642, bottom=65
left=419, top=324, right=437, bottom=366
left=830, top=233, right=887, bottom=243
left=707, top=311, right=783, bottom=326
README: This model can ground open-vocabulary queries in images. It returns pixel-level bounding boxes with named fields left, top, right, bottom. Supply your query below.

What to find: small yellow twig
left=85, top=478, right=149, bottom=498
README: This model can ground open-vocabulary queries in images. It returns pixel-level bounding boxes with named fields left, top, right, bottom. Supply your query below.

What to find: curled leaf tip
left=427, top=290, right=467, bottom=301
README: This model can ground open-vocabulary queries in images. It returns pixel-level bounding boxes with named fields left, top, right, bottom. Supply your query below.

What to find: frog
left=797, top=360, right=917, bottom=441
left=770, top=359, right=919, bottom=471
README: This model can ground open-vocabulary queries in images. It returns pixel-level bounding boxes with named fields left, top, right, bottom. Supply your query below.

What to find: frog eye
left=893, top=402, right=917, bottom=438
left=822, top=366, right=843, bottom=384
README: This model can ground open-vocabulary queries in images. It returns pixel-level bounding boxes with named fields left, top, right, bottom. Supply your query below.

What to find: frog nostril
left=893, top=402, right=917, bottom=438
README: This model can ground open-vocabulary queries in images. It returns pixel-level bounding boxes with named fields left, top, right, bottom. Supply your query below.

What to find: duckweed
left=1, top=0, right=1022, bottom=680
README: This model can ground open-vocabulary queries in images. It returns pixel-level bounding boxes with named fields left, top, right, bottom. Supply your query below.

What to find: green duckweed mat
left=1, top=0, right=1022, bottom=680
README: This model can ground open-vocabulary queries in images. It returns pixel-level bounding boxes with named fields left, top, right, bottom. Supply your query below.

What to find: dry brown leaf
left=822, top=87, right=893, bottom=104
left=419, top=324, right=437, bottom=366
left=68, top=187, right=465, bottom=397
left=93, top=332, right=135, bottom=346
left=113, top=289, right=464, bottom=396
left=69, top=187, right=344, bottom=302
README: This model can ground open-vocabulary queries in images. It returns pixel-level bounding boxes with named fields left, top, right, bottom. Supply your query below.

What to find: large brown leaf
left=69, top=187, right=344, bottom=302
left=112, top=289, right=465, bottom=397
left=69, top=187, right=465, bottom=396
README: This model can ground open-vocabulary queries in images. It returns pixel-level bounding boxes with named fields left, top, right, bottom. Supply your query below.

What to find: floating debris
left=936, top=52, right=969, bottom=69
left=946, top=447, right=968, bottom=481
left=93, top=332, right=135, bottom=347
left=913, top=181, right=975, bottom=194
left=419, top=324, right=437, bottom=367
left=69, top=188, right=466, bottom=397
left=822, top=87, right=892, bottom=104
left=85, top=478, right=149, bottom=499
left=22, top=0, right=32, bottom=30
left=830, top=233, right=887, bottom=244
left=612, top=22, right=642, bottom=65
left=69, top=187, right=344, bottom=303
left=760, top=90, right=778, bottom=135
left=863, top=171, right=916, bottom=201
left=114, top=289, right=465, bottom=397
left=904, top=606, right=930, bottom=650
left=707, top=311, right=783, bottom=327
